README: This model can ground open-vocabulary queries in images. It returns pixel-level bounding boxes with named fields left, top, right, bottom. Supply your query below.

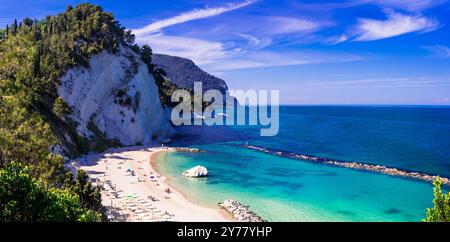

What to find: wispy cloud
left=136, top=32, right=362, bottom=71
left=132, top=1, right=334, bottom=71
left=236, top=33, right=272, bottom=49
left=291, top=0, right=446, bottom=13
left=423, top=45, right=450, bottom=58
left=262, top=16, right=324, bottom=35
left=203, top=50, right=363, bottom=71
left=132, top=0, right=257, bottom=35
left=324, top=34, right=349, bottom=45
left=136, top=33, right=236, bottom=65
left=353, top=10, right=438, bottom=41
left=132, top=0, right=262, bottom=66
left=360, top=0, right=447, bottom=12
left=303, top=75, right=450, bottom=89
left=436, top=97, right=450, bottom=103
left=131, top=0, right=443, bottom=75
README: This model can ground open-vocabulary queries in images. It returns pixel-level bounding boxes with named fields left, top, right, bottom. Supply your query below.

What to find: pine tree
left=32, top=43, right=42, bottom=78
left=12, top=19, right=18, bottom=35
left=140, top=44, right=153, bottom=71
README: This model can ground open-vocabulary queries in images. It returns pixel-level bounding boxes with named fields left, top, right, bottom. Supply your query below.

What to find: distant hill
left=152, top=54, right=229, bottom=95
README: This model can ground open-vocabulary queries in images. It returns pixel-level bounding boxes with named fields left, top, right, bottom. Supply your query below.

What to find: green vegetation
left=140, top=44, right=153, bottom=70
left=64, top=169, right=102, bottom=212
left=0, top=2, right=189, bottom=222
left=424, top=177, right=450, bottom=222
left=52, top=96, right=72, bottom=116
left=87, top=120, right=122, bottom=153
left=129, top=43, right=182, bottom=107
left=0, top=162, right=101, bottom=222
left=0, top=3, right=139, bottom=221
left=153, top=67, right=184, bottom=107
left=0, top=3, right=134, bottom=161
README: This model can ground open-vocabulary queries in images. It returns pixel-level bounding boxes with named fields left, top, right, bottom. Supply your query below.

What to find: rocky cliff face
left=57, top=46, right=175, bottom=146
left=152, top=54, right=229, bottom=95
left=56, top=48, right=236, bottom=149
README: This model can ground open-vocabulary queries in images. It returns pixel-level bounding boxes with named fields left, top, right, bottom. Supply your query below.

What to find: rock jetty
left=245, top=145, right=450, bottom=186
left=218, top=200, right=266, bottom=222
left=173, top=147, right=201, bottom=153
left=183, top=165, right=208, bottom=178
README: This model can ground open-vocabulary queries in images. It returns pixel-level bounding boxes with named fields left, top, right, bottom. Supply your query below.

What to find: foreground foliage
left=0, top=162, right=101, bottom=222
left=424, top=177, right=450, bottom=222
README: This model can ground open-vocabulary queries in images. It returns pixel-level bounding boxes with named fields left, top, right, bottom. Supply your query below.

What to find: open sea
left=155, top=106, right=450, bottom=221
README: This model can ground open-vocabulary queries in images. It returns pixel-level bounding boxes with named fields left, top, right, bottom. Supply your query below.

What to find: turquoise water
left=158, top=106, right=450, bottom=221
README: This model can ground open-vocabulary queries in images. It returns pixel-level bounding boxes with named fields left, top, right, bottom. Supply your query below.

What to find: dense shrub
left=0, top=162, right=101, bottom=222
left=424, top=177, right=450, bottom=222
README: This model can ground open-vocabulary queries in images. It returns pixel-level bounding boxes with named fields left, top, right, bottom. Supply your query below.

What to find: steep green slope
left=0, top=3, right=148, bottom=221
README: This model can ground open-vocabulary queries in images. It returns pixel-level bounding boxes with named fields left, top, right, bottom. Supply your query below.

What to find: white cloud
left=136, top=33, right=237, bottom=65
left=264, top=16, right=323, bottom=35
left=137, top=32, right=361, bottom=71
left=236, top=33, right=272, bottom=49
left=362, top=0, right=447, bottom=12
left=354, top=10, right=438, bottom=41
left=289, top=0, right=446, bottom=15
left=130, top=1, right=360, bottom=72
left=324, top=34, right=349, bottom=45
left=203, top=50, right=362, bottom=71
left=437, top=97, right=450, bottom=103
left=132, top=0, right=257, bottom=35
left=423, top=45, right=450, bottom=58
left=303, top=75, right=450, bottom=89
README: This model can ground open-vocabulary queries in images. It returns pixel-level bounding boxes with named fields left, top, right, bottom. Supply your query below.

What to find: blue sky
left=1, top=0, right=450, bottom=105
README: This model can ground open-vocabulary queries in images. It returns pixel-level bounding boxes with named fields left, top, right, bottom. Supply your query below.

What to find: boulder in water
left=183, top=165, right=208, bottom=178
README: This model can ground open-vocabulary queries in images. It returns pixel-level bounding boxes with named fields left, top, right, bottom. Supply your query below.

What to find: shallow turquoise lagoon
left=156, top=144, right=434, bottom=222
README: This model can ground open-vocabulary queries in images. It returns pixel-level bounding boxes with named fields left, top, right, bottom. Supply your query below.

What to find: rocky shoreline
left=218, top=200, right=266, bottom=222
left=245, top=145, right=450, bottom=186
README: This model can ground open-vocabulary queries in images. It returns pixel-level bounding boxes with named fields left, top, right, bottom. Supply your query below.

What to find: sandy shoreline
left=149, top=150, right=235, bottom=221
left=69, top=146, right=233, bottom=222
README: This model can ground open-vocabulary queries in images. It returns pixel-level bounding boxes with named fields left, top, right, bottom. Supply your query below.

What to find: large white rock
left=183, top=165, right=208, bottom=178
left=57, top=46, right=175, bottom=146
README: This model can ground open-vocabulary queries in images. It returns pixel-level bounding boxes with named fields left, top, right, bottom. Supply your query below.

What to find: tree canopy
left=0, top=162, right=101, bottom=222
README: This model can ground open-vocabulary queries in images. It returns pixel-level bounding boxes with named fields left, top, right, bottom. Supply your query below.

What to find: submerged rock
left=183, top=165, right=208, bottom=178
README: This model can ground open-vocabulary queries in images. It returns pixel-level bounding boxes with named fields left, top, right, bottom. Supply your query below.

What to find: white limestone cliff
left=57, top=46, right=175, bottom=146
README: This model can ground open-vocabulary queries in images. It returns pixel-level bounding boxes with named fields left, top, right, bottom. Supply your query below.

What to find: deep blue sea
left=156, top=106, right=450, bottom=221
